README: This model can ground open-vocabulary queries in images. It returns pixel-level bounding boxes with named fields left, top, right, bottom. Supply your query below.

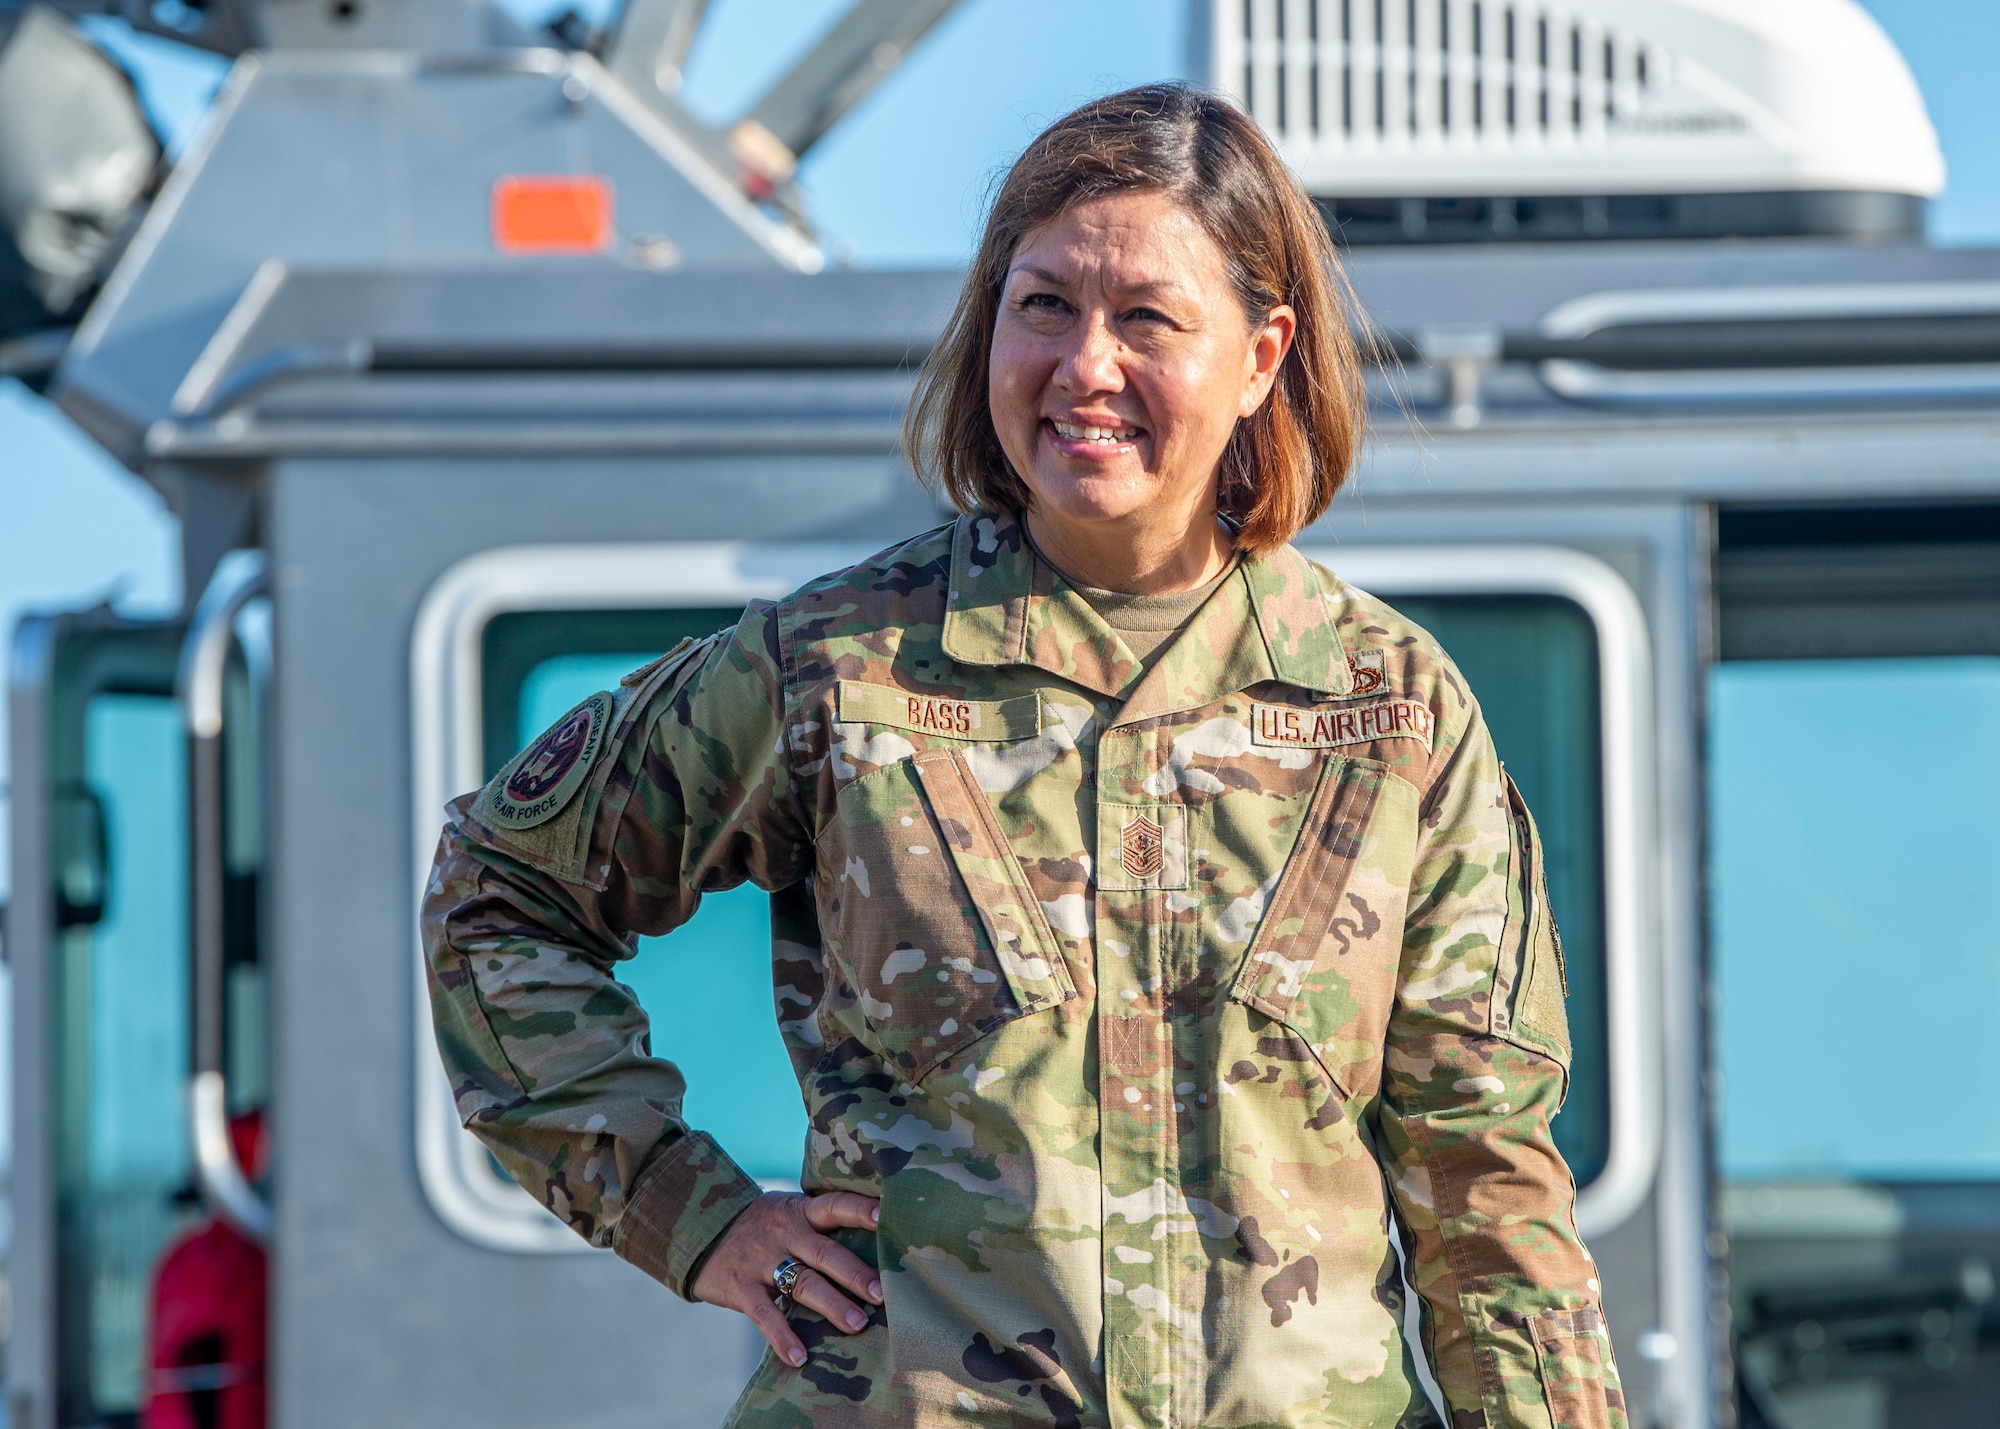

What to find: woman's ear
left=1240, top=304, right=1298, bottom=417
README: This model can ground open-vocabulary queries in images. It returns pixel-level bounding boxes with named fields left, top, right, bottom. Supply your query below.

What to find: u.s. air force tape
left=1250, top=697, right=1435, bottom=753
left=486, top=689, right=614, bottom=829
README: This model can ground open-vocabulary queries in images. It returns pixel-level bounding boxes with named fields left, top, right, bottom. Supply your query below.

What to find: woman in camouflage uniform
left=425, top=84, right=1624, bottom=1429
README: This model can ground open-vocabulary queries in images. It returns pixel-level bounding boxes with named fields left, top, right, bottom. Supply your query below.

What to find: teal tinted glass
left=60, top=693, right=197, bottom=1414
left=485, top=609, right=807, bottom=1184
left=1711, top=657, right=2000, bottom=1180
left=483, top=610, right=740, bottom=777
left=1392, top=596, right=1608, bottom=1186
left=516, top=652, right=805, bottom=1183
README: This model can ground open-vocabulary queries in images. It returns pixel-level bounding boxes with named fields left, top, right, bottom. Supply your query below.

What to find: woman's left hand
left=690, top=1190, right=884, bottom=1367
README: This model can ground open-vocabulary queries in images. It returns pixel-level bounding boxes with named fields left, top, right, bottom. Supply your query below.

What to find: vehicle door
left=8, top=568, right=271, bottom=1429
left=1710, top=504, right=2000, bottom=1429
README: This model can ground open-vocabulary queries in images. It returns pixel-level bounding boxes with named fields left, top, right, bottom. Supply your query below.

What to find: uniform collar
left=1237, top=531, right=1356, bottom=697
left=941, top=512, right=1354, bottom=709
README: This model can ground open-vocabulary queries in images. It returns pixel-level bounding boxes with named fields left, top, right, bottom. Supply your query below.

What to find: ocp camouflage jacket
left=423, top=512, right=1625, bottom=1429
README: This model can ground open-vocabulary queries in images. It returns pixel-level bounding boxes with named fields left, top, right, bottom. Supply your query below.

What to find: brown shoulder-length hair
left=903, top=82, right=1368, bottom=556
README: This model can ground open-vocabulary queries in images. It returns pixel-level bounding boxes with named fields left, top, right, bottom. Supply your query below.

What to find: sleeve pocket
left=1529, top=1305, right=1619, bottom=1429
left=1494, top=771, right=1571, bottom=1066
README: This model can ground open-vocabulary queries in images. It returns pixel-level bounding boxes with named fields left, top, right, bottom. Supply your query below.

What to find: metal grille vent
left=1226, top=0, right=1659, bottom=155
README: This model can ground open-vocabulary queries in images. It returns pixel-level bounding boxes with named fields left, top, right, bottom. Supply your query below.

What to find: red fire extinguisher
left=142, top=1112, right=267, bottom=1429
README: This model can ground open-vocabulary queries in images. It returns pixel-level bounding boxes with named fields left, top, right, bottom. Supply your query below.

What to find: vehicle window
left=1711, top=656, right=2000, bottom=1180
left=1393, top=595, right=1609, bottom=1187
left=1711, top=654, right=2000, bottom=1429
left=483, top=610, right=741, bottom=778
left=487, top=609, right=805, bottom=1184
left=61, top=693, right=196, bottom=1416
left=484, top=595, right=1611, bottom=1189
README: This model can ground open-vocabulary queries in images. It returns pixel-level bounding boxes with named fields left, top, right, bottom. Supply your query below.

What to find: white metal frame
left=1309, top=544, right=1660, bottom=1238
left=411, top=540, right=1658, bottom=1250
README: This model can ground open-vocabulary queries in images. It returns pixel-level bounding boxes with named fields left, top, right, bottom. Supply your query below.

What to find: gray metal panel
left=1719, top=542, right=2000, bottom=659
left=266, top=451, right=938, bottom=1428
left=121, top=265, right=961, bottom=464
left=55, top=51, right=814, bottom=465
left=166, top=266, right=962, bottom=419
left=606, top=0, right=709, bottom=93
left=147, top=372, right=917, bottom=460
left=253, top=0, right=535, bottom=51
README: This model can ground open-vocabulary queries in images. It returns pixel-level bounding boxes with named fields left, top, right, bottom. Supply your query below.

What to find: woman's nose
left=1055, top=312, right=1125, bottom=394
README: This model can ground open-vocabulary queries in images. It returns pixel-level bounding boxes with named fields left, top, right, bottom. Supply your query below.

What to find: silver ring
left=772, top=1257, right=804, bottom=1298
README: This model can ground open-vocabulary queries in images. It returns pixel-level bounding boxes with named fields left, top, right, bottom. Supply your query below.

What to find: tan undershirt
left=1029, top=530, right=1239, bottom=671
left=1071, top=570, right=1235, bottom=669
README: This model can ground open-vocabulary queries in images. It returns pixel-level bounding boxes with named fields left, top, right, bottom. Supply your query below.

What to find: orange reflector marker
left=491, top=175, right=613, bottom=254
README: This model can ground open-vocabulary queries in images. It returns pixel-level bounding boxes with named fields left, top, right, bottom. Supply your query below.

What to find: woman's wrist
left=610, top=1129, right=763, bottom=1300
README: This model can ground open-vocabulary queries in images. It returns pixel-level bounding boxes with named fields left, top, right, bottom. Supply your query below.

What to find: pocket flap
left=903, top=747, right=1076, bottom=1068
left=1228, top=757, right=1395, bottom=1097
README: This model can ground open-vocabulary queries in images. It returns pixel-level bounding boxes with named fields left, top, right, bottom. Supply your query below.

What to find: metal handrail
left=1530, top=280, right=2000, bottom=404
left=178, top=550, right=273, bottom=1241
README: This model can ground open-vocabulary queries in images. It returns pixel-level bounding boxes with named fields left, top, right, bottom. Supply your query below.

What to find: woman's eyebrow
left=1108, top=278, right=1189, bottom=303
left=1009, top=264, right=1073, bottom=287
left=1007, top=266, right=1190, bottom=304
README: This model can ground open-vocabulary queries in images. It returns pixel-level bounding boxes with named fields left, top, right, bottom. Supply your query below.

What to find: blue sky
left=1860, top=0, right=2000, bottom=244
left=1, top=0, right=1996, bottom=865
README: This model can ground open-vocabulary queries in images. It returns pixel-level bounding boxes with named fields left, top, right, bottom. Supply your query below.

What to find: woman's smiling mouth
left=1047, top=418, right=1143, bottom=448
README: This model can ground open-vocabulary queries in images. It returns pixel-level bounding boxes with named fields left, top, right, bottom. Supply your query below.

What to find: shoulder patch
left=486, top=690, right=614, bottom=829
left=467, top=631, right=724, bottom=886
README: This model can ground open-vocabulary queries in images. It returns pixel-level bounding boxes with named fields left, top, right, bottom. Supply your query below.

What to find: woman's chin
left=1026, top=470, right=1162, bottom=529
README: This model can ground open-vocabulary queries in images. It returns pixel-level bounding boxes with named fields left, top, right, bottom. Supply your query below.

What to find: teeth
left=1053, top=421, right=1138, bottom=443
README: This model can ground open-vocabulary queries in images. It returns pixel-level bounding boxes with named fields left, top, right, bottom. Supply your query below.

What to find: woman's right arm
left=1373, top=680, right=1627, bottom=1429
left=421, top=606, right=875, bottom=1351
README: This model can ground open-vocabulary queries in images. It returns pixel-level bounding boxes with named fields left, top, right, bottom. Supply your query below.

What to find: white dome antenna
left=1195, top=0, right=1945, bottom=243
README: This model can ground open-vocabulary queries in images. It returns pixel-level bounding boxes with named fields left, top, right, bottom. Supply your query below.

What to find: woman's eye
left=1017, top=292, right=1069, bottom=314
left=1125, top=307, right=1171, bottom=326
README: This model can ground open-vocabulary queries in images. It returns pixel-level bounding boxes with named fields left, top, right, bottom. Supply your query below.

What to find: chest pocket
left=1228, top=757, right=1419, bottom=1100
left=825, top=744, right=1075, bottom=1084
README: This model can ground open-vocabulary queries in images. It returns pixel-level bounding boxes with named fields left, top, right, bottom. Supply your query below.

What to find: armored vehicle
left=6, top=2, right=1997, bottom=1427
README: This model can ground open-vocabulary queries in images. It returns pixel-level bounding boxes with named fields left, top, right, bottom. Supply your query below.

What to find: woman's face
left=988, top=188, right=1294, bottom=554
